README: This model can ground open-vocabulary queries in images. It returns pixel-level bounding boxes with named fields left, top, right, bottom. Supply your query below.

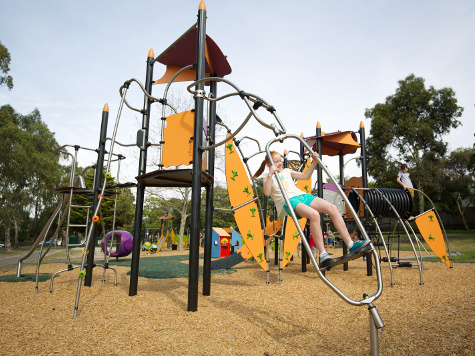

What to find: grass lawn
left=368, top=229, right=475, bottom=263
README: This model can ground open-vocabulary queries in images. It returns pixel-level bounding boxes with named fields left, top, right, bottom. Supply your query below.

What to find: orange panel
left=162, top=111, right=194, bottom=167
left=265, top=216, right=283, bottom=236
left=282, top=218, right=306, bottom=268
left=296, top=157, right=312, bottom=193
left=236, top=244, right=253, bottom=260
left=344, top=176, right=364, bottom=217
left=415, top=210, right=451, bottom=267
left=225, top=133, right=266, bottom=270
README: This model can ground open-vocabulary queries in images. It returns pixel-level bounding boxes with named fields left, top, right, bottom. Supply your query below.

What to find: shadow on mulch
left=0, top=254, right=236, bottom=282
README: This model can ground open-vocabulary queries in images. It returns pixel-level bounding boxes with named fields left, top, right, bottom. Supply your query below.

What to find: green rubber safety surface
left=0, top=273, right=51, bottom=283
left=0, top=254, right=236, bottom=282
left=109, top=254, right=236, bottom=279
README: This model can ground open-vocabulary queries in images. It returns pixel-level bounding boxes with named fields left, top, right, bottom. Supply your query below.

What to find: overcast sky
left=1, top=0, right=474, bottom=184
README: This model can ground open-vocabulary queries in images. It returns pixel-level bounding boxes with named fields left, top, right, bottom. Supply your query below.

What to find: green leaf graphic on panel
left=231, top=170, right=238, bottom=181
left=226, top=143, right=234, bottom=154
left=247, top=230, right=254, bottom=240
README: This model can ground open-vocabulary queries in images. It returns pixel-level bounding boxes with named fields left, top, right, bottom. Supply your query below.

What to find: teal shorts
left=283, top=194, right=316, bottom=219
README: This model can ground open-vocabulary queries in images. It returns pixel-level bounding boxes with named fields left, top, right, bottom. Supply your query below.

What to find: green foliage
left=69, top=168, right=133, bottom=235
left=0, top=105, right=61, bottom=246
left=365, top=74, right=463, bottom=191
left=0, top=41, right=13, bottom=90
left=441, top=148, right=475, bottom=229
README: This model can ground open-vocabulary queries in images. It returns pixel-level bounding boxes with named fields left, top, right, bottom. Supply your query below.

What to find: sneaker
left=319, top=252, right=331, bottom=265
left=349, top=240, right=370, bottom=253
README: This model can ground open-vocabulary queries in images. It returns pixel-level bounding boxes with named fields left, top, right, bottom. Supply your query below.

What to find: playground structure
left=14, top=1, right=453, bottom=354
left=15, top=139, right=138, bottom=293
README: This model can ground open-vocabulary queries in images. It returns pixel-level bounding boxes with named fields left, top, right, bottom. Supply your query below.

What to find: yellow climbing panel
left=415, top=210, right=451, bottom=267
left=162, top=110, right=194, bottom=167
left=265, top=215, right=283, bottom=238
left=282, top=217, right=306, bottom=268
left=225, top=134, right=267, bottom=270
left=295, top=157, right=312, bottom=193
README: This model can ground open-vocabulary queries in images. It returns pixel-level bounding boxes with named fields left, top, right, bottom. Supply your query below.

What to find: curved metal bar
left=374, top=188, right=424, bottom=285
left=34, top=201, right=69, bottom=292
left=161, top=64, right=194, bottom=118
left=187, top=77, right=286, bottom=136
left=119, top=78, right=171, bottom=114
left=349, top=187, right=395, bottom=287
left=202, top=112, right=253, bottom=151
left=265, top=134, right=383, bottom=306
left=237, top=136, right=262, bottom=152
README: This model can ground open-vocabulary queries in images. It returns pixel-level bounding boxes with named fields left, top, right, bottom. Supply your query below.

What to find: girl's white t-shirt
left=262, top=168, right=305, bottom=218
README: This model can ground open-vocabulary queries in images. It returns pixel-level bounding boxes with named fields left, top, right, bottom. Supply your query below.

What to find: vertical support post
left=203, top=77, right=217, bottom=296
left=340, top=151, right=349, bottom=271
left=129, top=49, right=155, bottom=296
left=188, top=0, right=207, bottom=312
left=360, top=121, right=373, bottom=276
left=315, top=123, right=325, bottom=263
left=84, top=104, right=109, bottom=286
left=299, top=134, right=307, bottom=272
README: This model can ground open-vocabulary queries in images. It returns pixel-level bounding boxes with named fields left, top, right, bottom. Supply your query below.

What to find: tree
left=0, top=41, right=13, bottom=90
left=0, top=105, right=61, bottom=250
left=442, top=148, right=475, bottom=230
left=365, top=74, right=463, bottom=212
left=201, top=185, right=237, bottom=230
left=70, top=168, right=133, bottom=236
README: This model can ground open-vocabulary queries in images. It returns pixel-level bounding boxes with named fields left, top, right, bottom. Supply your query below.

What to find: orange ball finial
left=316, top=121, right=321, bottom=129
left=199, top=0, right=206, bottom=10
left=148, top=48, right=154, bottom=58
left=103, top=103, right=109, bottom=112
left=360, top=121, right=365, bottom=128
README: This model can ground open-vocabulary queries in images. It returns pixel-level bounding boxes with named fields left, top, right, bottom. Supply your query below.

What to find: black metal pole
left=129, top=49, right=155, bottom=296
left=203, top=77, right=217, bottom=296
left=340, top=151, right=349, bottom=271
left=188, top=1, right=206, bottom=312
left=360, top=121, right=372, bottom=276
left=316, top=123, right=324, bottom=256
left=84, top=104, right=109, bottom=286
left=299, top=136, right=308, bottom=272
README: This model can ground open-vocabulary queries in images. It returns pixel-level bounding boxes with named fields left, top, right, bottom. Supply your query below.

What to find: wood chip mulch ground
left=0, top=249, right=473, bottom=355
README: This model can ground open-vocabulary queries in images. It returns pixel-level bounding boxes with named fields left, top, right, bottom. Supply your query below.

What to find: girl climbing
left=252, top=151, right=369, bottom=266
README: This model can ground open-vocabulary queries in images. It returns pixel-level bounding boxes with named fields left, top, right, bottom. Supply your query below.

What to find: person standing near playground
left=252, top=151, right=369, bottom=266
left=309, top=235, right=316, bottom=256
left=396, top=163, right=414, bottom=190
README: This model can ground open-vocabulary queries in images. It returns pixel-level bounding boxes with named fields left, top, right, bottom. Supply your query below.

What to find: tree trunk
left=13, top=214, right=19, bottom=249
left=4, top=227, right=12, bottom=252
left=455, top=199, right=470, bottom=231
left=177, top=187, right=191, bottom=251
left=178, top=213, right=187, bottom=251
left=417, top=184, right=424, bottom=215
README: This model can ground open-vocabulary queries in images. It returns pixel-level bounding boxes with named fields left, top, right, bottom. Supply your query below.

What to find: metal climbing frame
left=348, top=187, right=425, bottom=286
left=265, top=134, right=384, bottom=355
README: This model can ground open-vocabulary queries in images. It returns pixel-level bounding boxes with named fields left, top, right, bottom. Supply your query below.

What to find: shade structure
left=160, top=212, right=174, bottom=220
left=304, top=131, right=361, bottom=156
left=153, top=24, right=232, bottom=85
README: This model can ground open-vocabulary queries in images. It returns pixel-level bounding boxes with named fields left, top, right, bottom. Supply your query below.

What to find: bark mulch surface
left=0, top=249, right=473, bottom=355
